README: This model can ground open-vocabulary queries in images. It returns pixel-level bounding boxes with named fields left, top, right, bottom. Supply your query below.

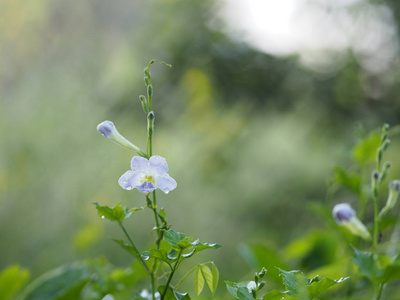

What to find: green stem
left=161, top=250, right=183, bottom=300
left=372, top=187, right=380, bottom=252
left=118, top=222, right=150, bottom=274
left=374, top=283, right=384, bottom=300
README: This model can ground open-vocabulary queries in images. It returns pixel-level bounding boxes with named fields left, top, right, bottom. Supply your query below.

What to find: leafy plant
left=94, top=60, right=221, bottom=299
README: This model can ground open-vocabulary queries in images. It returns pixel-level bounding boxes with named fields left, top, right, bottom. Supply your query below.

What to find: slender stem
left=372, top=187, right=380, bottom=252
left=119, top=222, right=150, bottom=274
left=161, top=250, right=183, bottom=300
left=374, top=283, right=384, bottom=300
left=174, top=265, right=198, bottom=290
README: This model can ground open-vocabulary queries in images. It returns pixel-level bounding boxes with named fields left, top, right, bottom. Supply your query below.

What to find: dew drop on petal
left=164, top=188, right=170, bottom=194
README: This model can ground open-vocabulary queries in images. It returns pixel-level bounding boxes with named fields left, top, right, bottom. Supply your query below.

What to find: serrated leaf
left=308, top=276, right=349, bottom=298
left=278, top=269, right=308, bottom=296
left=163, top=230, right=189, bottom=249
left=0, top=265, right=30, bottom=300
left=93, top=202, right=131, bottom=222
left=194, top=266, right=204, bottom=295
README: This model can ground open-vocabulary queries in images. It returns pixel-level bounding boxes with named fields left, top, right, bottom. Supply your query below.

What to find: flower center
left=143, top=175, right=154, bottom=184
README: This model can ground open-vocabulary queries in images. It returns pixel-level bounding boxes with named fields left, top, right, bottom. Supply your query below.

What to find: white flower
left=118, top=156, right=177, bottom=194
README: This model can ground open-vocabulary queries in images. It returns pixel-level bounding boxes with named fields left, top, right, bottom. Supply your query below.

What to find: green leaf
left=262, top=290, right=288, bottom=300
left=211, top=262, right=219, bottom=295
left=168, top=249, right=179, bottom=260
left=93, top=202, right=131, bottom=222
left=129, top=206, right=145, bottom=213
left=0, top=265, right=30, bottom=300
left=226, top=281, right=239, bottom=299
left=352, top=130, right=381, bottom=164
left=200, top=264, right=215, bottom=294
left=237, top=286, right=255, bottom=300
left=194, top=266, right=204, bottom=295
left=148, top=249, right=175, bottom=264
left=21, top=263, right=90, bottom=300
left=163, top=229, right=190, bottom=250
left=308, top=276, right=349, bottom=298
left=159, top=208, right=168, bottom=224
left=353, top=249, right=400, bottom=283
left=225, top=281, right=256, bottom=300
left=352, top=249, right=390, bottom=281
left=278, top=268, right=348, bottom=299
left=278, top=269, right=308, bottom=296
left=182, top=241, right=222, bottom=258
left=381, top=263, right=400, bottom=283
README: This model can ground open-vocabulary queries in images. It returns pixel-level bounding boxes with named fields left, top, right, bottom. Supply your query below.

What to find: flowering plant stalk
left=96, top=60, right=221, bottom=300
left=330, top=124, right=400, bottom=300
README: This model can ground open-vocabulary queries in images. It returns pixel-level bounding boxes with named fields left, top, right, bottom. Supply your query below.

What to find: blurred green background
left=1, top=0, right=400, bottom=298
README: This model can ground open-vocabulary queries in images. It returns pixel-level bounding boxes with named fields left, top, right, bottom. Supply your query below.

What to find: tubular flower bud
left=332, top=203, right=371, bottom=241
left=97, top=121, right=146, bottom=156
left=379, top=180, right=400, bottom=219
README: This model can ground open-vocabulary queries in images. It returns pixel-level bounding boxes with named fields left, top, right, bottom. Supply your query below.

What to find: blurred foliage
left=2, top=0, right=400, bottom=298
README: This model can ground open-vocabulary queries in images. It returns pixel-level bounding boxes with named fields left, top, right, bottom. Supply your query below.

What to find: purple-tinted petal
left=118, top=170, right=140, bottom=190
left=136, top=181, right=156, bottom=193
left=97, top=121, right=115, bottom=138
left=332, top=203, right=355, bottom=224
left=131, top=156, right=149, bottom=172
left=149, top=156, right=168, bottom=175
left=155, top=174, right=177, bottom=194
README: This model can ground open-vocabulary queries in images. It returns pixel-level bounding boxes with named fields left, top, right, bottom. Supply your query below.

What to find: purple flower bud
left=372, top=170, right=380, bottom=180
left=97, top=120, right=114, bottom=138
left=390, top=180, right=400, bottom=192
left=96, top=120, right=146, bottom=156
left=332, top=203, right=355, bottom=224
